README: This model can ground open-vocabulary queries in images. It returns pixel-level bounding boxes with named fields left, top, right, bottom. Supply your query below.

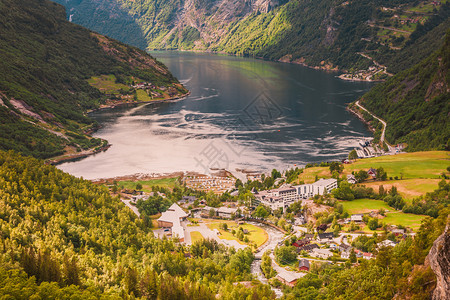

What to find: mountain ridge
left=0, top=0, right=187, bottom=160
left=55, top=0, right=450, bottom=75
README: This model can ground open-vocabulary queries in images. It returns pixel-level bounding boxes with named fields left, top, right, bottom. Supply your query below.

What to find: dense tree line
left=332, top=178, right=448, bottom=217
left=403, top=179, right=450, bottom=217
left=0, top=150, right=273, bottom=298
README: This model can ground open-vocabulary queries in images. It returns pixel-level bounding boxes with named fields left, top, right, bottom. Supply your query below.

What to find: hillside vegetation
left=351, top=31, right=449, bottom=151
left=0, top=150, right=271, bottom=298
left=0, top=0, right=185, bottom=160
left=55, top=0, right=450, bottom=72
left=54, top=0, right=449, bottom=151
left=0, top=150, right=448, bottom=299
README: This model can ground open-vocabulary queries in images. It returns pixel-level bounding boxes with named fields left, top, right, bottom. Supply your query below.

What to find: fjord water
left=58, top=52, right=374, bottom=179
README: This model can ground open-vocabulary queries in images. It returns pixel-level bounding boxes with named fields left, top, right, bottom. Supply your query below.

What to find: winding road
left=355, top=100, right=393, bottom=151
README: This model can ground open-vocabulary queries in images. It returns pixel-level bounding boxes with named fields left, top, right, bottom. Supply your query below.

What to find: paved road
left=269, top=252, right=307, bottom=282
left=355, top=100, right=394, bottom=151
left=368, top=24, right=412, bottom=34
left=121, top=199, right=140, bottom=217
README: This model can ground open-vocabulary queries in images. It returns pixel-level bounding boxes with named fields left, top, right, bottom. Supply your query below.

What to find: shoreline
left=337, top=74, right=385, bottom=82
left=48, top=91, right=191, bottom=166
left=153, top=49, right=384, bottom=82
left=46, top=143, right=111, bottom=166
left=86, top=90, right=191, bottom=113
left=346, top=103, right=377, bottom=133
left=92, top=172, right=185, bottom=184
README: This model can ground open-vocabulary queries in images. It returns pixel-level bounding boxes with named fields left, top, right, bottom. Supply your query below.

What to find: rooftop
left=299, top=259, right=310, bottom=268
left=158, top=203, right=188, bottom=225
left=312, top=178, right=337, bottom=187
left=217, top=206, right=238, bottom=214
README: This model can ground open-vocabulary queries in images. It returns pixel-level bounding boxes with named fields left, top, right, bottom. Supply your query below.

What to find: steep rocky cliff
left=428, top=224, right=450, bottom=300
left=54, top=0, right=450, bottom=72
left=56, top=0, right=283, bottom=50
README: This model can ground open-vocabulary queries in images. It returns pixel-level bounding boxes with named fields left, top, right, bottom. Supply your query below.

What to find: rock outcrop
left=428, top=224, right=450, bottom=300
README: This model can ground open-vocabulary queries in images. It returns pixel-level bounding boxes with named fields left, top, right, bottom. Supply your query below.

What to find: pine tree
left=139, top=270, right=158, bottom=299
left=124, top=267, right=139, bottom=297
left=349, top=249, right=357, bottom=263
left=63, top=254, right=80, bottom=286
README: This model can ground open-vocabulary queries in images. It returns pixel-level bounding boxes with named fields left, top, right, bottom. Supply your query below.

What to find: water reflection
left=58, top=52, right=374, bottom=179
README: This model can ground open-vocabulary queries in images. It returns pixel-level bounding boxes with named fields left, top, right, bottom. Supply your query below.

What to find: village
left=86, top=74, right=189, bottom=110
left=117, top=162, right=414, bottom=287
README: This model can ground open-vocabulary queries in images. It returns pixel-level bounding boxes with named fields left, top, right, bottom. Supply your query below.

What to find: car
left=164, top=228, right=170, bottom=232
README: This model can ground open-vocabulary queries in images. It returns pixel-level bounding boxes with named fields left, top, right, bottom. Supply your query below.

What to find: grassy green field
left=382, top=212, right=425, bottom=230
left=118, top=177, right=180, bottom=192
left=204, top=220, right=268, bottom=248
left=297, top=151, right=449, bottom=200
left=340, top=198, right=427, bottom=230
left=190, top=231, right=204, bottom=243
left=340, top=199, right=391, bottom=214
left=363, top=179, right=443, bottom=201
left=87, top=74, right=130, bottom=94
left=298, top=151, right=448, bottom=183
left=136, top=89, right=152, bottom=101
left=345, top=151, right=449, bottom=179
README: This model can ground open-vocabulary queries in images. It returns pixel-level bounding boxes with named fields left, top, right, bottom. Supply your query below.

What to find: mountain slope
left=0, top=0, right=186, bottom=160
left=350, top=31, right=450, bottom=151
left=55, top=0, right=449, bottom=73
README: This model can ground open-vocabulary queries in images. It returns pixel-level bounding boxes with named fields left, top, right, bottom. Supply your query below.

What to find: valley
left=0, top=0, right=448, bottom=299
left=55, top=0, right=449, bottom=76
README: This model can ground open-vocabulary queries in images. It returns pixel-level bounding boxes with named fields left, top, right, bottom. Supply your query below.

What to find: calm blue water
left=58, top=52, right=374, bottom=179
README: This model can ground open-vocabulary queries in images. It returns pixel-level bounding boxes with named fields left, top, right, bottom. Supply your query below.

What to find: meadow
left=117, top=177, right=180, bottom=192
left=87, top=74, right=130, bottom=94
left=204, top=220, right=268, bottom=248
left=340, top=198, right=391, bottom=214
left=340, top=198, right=427, bottom=230
left=297, top=151, right=449, bottom=200
left=190, top=231, right=204, bottom=243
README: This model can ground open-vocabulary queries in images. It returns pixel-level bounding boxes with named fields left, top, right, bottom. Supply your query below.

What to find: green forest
left=0, top=150, right=448, bottom=299
left=356, top=30, right=450, bottom=151
left=0, top=0, right=182, bottom=159
left=0, top=150, right=271, bottom=299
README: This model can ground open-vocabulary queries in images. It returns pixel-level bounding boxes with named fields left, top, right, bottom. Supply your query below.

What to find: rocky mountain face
left=60, top=0, right=284, bottom=50
left=54, top=0, right=450, bottom=72
left=427, top=224, right=450, bottom=300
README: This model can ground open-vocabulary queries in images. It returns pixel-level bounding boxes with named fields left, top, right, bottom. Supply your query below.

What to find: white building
left=255, top=184, right=297, bottom=211
left=310, top=248, right=333, bottom=259
left=253, top=178, right=338, bottom=211
left=377, top=239, right=397, bottom=249
left=347, top=174, right=357, bottom=184
left=351, top=214, right=364, bottom=222
left=294, top=178, right=338, bottom=199
left=217, top=206, right=238, bottom=218
left=157, top=203, right=189, bottom=242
